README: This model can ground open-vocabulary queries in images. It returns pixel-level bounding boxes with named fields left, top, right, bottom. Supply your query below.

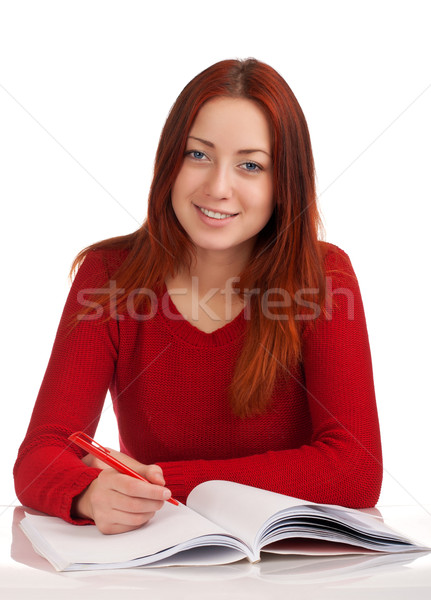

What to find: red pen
left=68, top=431, right=179, bottom=506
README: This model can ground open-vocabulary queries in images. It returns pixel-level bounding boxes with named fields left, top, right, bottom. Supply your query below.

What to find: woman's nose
left=204, top=165, right=232, bottom=200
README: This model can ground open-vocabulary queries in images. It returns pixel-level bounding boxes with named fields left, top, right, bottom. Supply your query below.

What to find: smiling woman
left=171, top=97, right=274, bottom=258
left=167, top=97, right=274, bottom=334
left=14, top=58, right=383, bottom=535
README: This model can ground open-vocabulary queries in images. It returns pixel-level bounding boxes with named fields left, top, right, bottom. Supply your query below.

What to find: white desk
left=1, top=503, right=431, bottom=600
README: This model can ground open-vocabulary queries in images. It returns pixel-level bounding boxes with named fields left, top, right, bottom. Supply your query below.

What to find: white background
left=1, top=0, right=430, bottom=510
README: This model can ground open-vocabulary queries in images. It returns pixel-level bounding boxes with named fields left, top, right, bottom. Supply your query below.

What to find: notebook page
left=187, top=480, right=313, bottom=551
left=20, top=500, right=236, bottom=569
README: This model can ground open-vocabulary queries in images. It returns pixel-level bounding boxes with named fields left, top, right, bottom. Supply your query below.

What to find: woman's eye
left=186, top=150, right=206, bottom=160
left=241, top=161, right=261, bottom=172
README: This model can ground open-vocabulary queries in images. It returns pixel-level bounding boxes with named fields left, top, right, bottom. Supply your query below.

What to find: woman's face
left=171, top=97, right=274, bottom=261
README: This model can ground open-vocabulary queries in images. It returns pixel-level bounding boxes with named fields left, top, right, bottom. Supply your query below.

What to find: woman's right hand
left=72, top=458, right=172, bottom=534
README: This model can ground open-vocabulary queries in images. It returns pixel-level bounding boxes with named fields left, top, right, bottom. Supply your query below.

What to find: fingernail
left=163, top=489, right=172, bottom=500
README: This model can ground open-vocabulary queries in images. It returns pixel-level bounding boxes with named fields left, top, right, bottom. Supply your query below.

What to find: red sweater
left=14, top=244, right=383, bottom=523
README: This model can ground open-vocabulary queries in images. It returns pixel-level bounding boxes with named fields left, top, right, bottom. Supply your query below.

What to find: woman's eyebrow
left=187, top=135, right=271, bottom=157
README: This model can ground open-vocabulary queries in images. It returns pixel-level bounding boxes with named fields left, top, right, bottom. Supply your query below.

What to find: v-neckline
left=157, top=284, right=247, bottom=347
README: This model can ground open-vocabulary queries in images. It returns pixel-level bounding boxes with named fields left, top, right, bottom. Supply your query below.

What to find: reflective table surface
left=2, top=503, right=431, bottom=599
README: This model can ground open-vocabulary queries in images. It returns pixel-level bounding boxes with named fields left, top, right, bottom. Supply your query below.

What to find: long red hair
left=71, top=58, right=326, bottom=417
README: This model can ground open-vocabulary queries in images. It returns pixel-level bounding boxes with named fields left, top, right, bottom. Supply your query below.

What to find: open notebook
left=19, top=480, right=429, bottom=571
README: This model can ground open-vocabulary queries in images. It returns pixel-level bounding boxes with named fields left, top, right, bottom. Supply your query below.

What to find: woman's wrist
left=71, top=480, right=95, bottom=521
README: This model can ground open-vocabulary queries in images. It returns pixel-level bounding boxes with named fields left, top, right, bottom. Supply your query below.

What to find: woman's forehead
left=188, top=97, right=272, bottom=152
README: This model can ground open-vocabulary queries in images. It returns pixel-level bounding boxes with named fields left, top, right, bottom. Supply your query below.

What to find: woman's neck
left=164, top=247, right=250, bottom=333
left=180, top=246, right=250, bottom=293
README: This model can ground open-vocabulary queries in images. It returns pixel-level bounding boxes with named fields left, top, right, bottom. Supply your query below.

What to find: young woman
left=14, top=58, right=383, bottom=534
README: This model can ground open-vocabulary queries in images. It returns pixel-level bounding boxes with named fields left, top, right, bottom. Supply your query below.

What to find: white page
left=20, top=500, right=240, bottom=568
left=186, top=481, right=426, bottom=554
left=316, top=506, right=425, bottom=544
left=187, top=481, right=314, bottom=550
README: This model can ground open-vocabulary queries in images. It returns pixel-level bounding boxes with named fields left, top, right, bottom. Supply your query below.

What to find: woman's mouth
left=196, top=205, right=239, bottom=220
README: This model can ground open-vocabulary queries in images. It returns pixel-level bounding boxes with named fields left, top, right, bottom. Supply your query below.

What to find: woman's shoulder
left=73, top=246, right=131, bottom=285
left=319, top=241, right=356, bottom=274
left=317, top=241, right=361, bottom=292
left=91, top=247, right=130, bottom=274
left=319, top=240, right=350, bottom=264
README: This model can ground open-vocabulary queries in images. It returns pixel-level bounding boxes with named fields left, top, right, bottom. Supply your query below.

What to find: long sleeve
left=13, top=251, right=119, bottom=523
left=156, top=247, right=383, bottom=508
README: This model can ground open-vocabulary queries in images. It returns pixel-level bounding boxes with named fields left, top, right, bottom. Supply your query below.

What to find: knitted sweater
left=14, top=243, right=383, bottom=523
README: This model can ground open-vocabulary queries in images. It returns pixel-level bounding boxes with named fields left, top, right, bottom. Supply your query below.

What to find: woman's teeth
left=199, top=206, right=237, bottom=220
